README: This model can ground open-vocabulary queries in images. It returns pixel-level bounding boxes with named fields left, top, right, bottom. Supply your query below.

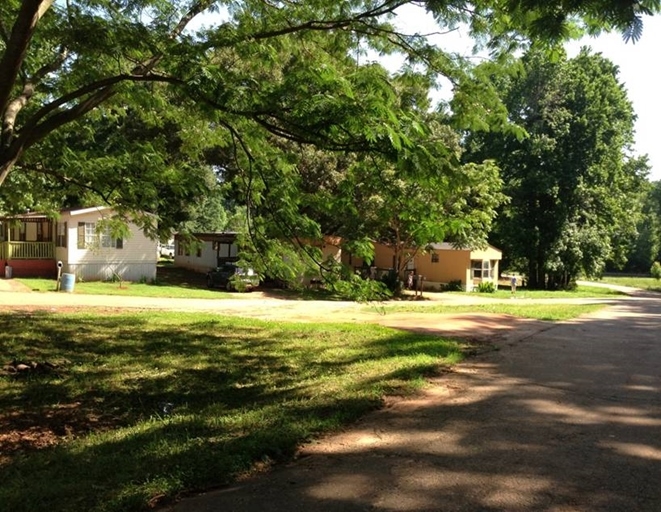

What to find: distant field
left=597, top=276, right=661, bottom=292
left=468, top=284, right=625, bottom=299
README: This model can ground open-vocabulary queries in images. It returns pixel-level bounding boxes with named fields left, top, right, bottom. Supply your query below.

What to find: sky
left=391, top=6, right=661, bottom=180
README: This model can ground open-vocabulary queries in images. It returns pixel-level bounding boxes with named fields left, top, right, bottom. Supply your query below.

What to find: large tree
left=622, top=178, right=661, bottom=272
left=1, top=0, right=657, bottom=185
left=467, top=48, right=648, bottom=288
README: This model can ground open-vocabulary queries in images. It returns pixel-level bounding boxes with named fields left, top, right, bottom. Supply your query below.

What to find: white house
left=173, top=232, right=239, bottom=272
left=56, top=207, right=158, bottom=281
left=1, top=206, right=158, bottom=281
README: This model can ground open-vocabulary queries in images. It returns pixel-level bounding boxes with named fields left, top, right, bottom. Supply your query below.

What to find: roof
left=63, top=206, right=112, bottom=216
left=428, top=242, right=502, bottom=254
left=0, top=211, right=50, bottom=220
left=174, top=232, right=240, bottom=243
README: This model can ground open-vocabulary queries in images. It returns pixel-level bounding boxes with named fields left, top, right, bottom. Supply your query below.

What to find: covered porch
left=0, top=215, right=57, bottom=277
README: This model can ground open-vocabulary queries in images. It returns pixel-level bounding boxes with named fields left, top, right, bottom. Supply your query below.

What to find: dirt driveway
left=0, top=281, right=614, bottom=342
left=156, top=289, right=660, bottom=512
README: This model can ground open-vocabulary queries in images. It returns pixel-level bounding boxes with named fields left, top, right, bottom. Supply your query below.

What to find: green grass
left=597, top=275, right=661, bottom=292
left=465, top=284, right=626, bottom=299
left=16, top=277, right=239, bottom=299
left=0, top=311, right=463, bottom=512
left=380, top=303, right=607, bottom=321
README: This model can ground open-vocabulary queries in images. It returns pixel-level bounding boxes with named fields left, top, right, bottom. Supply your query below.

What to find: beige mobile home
left=173, top=232, right=240, bottom=273
left=414, top=243, right=502, bottom=291
left=343, top=241, right=502, bottom=291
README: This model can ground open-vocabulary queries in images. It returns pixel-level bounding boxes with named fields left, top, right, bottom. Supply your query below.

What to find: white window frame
left=471, top=260, right=492, bottom=279
left=56, top=222, right=67, bottom=248
left=78, top=222, right=123, bottom=249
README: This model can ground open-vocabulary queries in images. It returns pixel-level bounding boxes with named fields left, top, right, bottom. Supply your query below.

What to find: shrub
left=332, top=274, right=392, bottom=302
left=380, top=269, right=403, bottom=294
left=651, top=261, right=661, bottom=280
left=442, top=280, right=463, bottom=292
left=476, top=281, right=496, bottom=293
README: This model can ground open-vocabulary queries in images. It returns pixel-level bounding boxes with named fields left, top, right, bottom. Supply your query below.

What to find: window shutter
left=63, top=222, right=67, bottom=248
left=116, top=237, right=123, bottom=249
left=77, top=222, right=85, bottom=249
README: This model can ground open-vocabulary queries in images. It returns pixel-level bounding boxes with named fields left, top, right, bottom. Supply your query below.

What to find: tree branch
left=21, top=73, right=184, bottom=140
left=133, top=0, right=216, bottom=74
left=0, top=0, right=55, bottom=117
left=2, top=46, right=68, bottom=146
left=20, top=162, right=115, bottom=204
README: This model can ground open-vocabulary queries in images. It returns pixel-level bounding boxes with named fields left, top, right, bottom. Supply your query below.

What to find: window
left=196, top=246, right=202, bottom=258
left=35, top=221, right=52, bottom=242
left=77, top=222, right=122, bottom=249
left=471, top=260, right=492, bottom=279
left=100, top=228, right=123, bottom=248
left=431, top=253, right=439, bottom=263
left=56, top=222, right=67, bottom=248
left=16, top=223, right=26, bottom=241
left=78, top=222, right=96, bottom=249
left=177, top=243, right=183, bottom=256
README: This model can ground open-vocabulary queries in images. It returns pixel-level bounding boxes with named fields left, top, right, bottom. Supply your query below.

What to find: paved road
left=162, top=290, right=661, bottom=512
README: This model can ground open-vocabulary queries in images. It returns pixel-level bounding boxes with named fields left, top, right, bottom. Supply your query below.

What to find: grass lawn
left=465, top=284, right=626, bottom=299
left=16, top=276, right=239, bottom=298
left=0, top=311, right=464, bottom=512
left=15, top=264, right=240, bottom=299
left=380, top=303, right=607, bottom=321
left=597, top=275, right=661, bottom=293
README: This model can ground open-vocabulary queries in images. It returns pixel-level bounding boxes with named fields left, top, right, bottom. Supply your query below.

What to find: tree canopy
left=466, top=48, right=648, bottom=288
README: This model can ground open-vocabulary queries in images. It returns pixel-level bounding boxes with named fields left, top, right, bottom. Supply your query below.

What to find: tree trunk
left=0, top=154, right=19, bottom=187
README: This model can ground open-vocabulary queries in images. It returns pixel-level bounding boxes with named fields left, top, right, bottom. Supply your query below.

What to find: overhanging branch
left=0, top=0, right=55, bottom=117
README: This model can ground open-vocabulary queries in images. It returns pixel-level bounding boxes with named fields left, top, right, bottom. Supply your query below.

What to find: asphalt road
left=162, top=290, right=661, bottom=512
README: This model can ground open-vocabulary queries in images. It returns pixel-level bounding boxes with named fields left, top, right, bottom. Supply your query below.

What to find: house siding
left=174, top=235, right=240, bottom=273
left=66, top=262, right=156, bottom=282
left=60, top=209, right=157, bottom=281
left=345, top=242, right=502, bottom=292
left=174, top=240, right=221, bottom=272
left=415, top=248, right=472, bottom=289
left=421, top=246, right=502, bottom=291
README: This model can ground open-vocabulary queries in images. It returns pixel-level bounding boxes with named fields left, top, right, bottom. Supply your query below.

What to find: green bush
left=651, top=261, right=661, bottom=280
left=332, top=274, right=393, bottom=301
left=476, top=281, right=496, bottom=293
left=442, top=280, right=463, bottom=292
left=380, top=269, right=402, bottom=294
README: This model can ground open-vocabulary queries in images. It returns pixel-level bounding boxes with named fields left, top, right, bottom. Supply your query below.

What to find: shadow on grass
left=162, top=293, right=661, bottom=512
left=0, top=311, right=463, bottom=512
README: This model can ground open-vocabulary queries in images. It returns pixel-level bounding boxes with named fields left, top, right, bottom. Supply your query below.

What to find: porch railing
left=1, top=241, right=54, bottom=260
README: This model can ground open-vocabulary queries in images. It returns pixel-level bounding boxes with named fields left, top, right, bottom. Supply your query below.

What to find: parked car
left=159, top=242, right=175, bottom=258
left=206, top=263, right=259, bottom=291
